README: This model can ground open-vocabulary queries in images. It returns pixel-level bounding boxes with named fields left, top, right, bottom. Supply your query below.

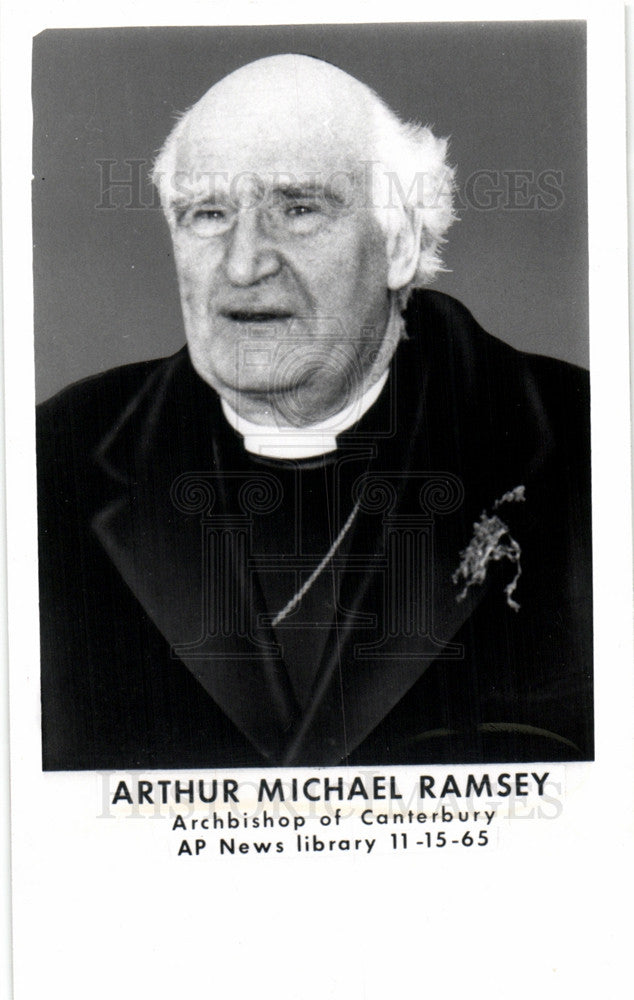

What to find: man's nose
left=224, top=209, right=281, bottom=286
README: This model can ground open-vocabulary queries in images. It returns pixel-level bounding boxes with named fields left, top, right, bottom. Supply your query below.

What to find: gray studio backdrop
left=32, top=21, right=588, bottom=403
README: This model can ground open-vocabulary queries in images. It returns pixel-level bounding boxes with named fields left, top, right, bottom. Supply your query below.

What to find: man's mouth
left=222, top=310, right=294, bottom=323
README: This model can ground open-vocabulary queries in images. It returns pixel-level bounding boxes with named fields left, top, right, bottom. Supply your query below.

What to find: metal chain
left=271, top=498, right=361, bottom=627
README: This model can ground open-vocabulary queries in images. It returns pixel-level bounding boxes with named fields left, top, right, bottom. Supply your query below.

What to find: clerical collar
left=221, top=370, right=390, bottom=459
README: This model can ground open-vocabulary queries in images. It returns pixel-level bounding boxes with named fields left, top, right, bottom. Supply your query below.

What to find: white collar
left=221, top=370, right=389, bottom=459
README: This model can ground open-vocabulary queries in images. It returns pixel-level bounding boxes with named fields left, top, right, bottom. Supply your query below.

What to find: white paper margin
left=2, top=3, right=632, bottom=998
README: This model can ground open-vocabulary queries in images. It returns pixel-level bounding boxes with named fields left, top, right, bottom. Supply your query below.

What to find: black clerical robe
left=37, top=291, right=593, bottom=769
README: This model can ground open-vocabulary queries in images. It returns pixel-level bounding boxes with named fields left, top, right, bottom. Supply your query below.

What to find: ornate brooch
left=452, top=485, right=526, bottom=611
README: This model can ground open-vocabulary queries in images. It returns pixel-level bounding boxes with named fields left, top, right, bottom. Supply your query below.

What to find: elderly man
left=38, top=54, right=593, bottom=770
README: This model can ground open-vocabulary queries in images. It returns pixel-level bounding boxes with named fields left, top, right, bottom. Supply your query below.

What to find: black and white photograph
left=3, top=6, right=632, bottom=1000
left=34, top=22, right=593, bottom=771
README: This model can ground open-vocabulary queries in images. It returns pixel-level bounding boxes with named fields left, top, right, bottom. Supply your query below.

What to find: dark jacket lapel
left=91, top=350, right=300, bottom=760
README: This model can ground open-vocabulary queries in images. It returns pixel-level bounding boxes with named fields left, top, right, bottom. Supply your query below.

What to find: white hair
left=368, top=97, right=456, bottom=295
left=151, top=73, right=456, bottom=299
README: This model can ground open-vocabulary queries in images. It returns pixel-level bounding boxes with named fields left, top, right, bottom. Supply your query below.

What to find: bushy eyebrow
left=271, top=183, right=323, bottom=198
left=271, top=182, right=349, bottom=205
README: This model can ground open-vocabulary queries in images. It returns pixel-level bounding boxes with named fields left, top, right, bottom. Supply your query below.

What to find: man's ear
left=386, top=209, right=424, bottom=291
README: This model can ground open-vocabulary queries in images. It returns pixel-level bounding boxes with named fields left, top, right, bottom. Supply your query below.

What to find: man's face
left=166, top=70, right=394, bottom=425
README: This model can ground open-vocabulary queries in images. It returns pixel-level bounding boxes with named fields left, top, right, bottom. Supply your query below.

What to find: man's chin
left=221, top=376, right=311, bottom=402
left=199, top=366, right=297, bottom=401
